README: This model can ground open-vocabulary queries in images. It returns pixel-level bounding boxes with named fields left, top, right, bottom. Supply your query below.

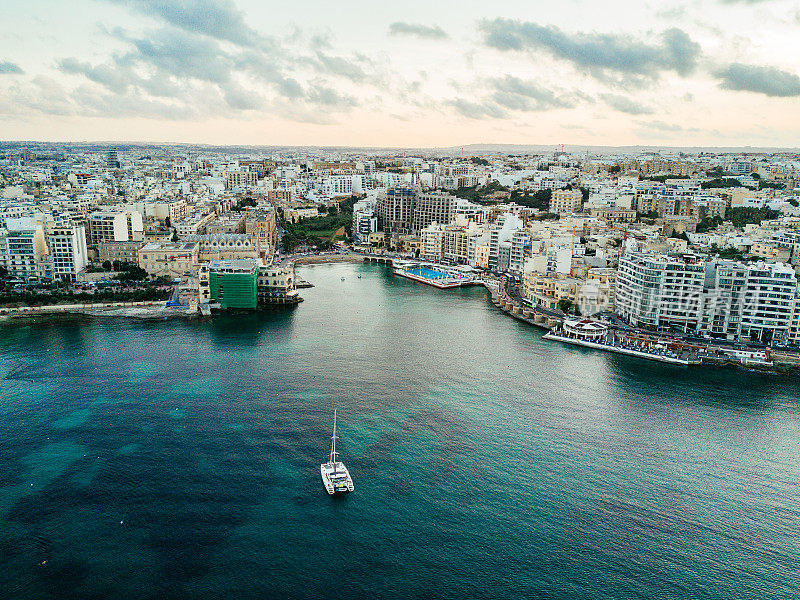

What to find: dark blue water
left=2, top=262, right=800, bottom=599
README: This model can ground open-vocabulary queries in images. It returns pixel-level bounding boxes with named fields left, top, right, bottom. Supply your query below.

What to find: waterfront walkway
left=0, top=300, right=186, bottom=322
left=543, top=331, right=701, bottom=365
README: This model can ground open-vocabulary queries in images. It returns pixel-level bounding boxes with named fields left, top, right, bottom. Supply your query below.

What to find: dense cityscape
left=2, top=143, right=800, bottom=367
left=4, top=0, right=800, bottom=597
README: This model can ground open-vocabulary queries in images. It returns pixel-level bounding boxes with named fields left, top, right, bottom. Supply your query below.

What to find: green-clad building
left=208, top=259, right=258, bottom=309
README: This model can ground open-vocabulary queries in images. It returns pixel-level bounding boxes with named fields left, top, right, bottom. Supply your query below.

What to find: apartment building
left=352, top=198, right=378, bottom=245
left=488, top=213, right=523, bottom=270
left=320, top=175, right=354, bottom=197
left=0, top=217, right=50, bottom=281
left=615, top=252, right=706, bottom=330
left=443, top=226, right=469, bottom=264
left=99, top=240, right=143, bottom=264
left=550, top=189, right=583, bottom=215
left=174, top=213, right=215, bottom=237
left=376, top=187, right=415, bottom=235
left=411, top=191, right=453, bottom=234
left=508, top=230, right=531, bottom=274
left=88, top=210, right=144, bottom=246
left=699, top=260, right=797, bottom=343
left=225, top=171, right=258, bottom=189
left=48, top=225, right=88, bottom=281
left=257, top=265, right=297, bottom=303
left=420, top=223, right=445, bottom=262
left=589, top=207, right=637, bottom=224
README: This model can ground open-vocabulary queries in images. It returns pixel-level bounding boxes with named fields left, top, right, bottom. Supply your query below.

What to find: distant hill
left=1, top=140, right=798, bottom=156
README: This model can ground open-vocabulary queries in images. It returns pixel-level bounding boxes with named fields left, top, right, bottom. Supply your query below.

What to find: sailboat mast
left=330, top=409, right=338, bottom=465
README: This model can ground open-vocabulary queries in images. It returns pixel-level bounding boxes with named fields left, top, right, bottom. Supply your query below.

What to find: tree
left=557, top=299, right=574, bottom=314
left=164, top=216, right=171, bottom=228
left=701, top=178, right=743, bottom=190
left=102, top=260, right=112, bottom=272
left=172, top=231, right=179, bottom=242
left=696, top=215, right=723, bottom=233
left=726, top=207, right=779, bottom=228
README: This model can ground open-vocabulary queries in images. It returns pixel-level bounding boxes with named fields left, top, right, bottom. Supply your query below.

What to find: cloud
left=50, top=22, right=366, bottom=122
left=223, top=84, right=265, bottom=110
left=717, top=63, right=800, bottom=97
left=447, top=99, right=507, bottom=120
left=123, top=27, right=233, bottom=83
left=444, top=75, right=588, bottom=120
left=388, top=22, right=448, bottom=40
left=0, top=61, right=24, bottom=75
left=479, top=19, right=701, bottom=82
left=313, top=51, right=367, bottom=82
left=306, top=86, right=358, bottom=110
left=637, top=120, right=700, bottom=133
left=104, top=0, right=262, bottom=47
left=600, top=93, right=653, bottom=115
left=58, top=58, right=131, bottom=94
left=7, top=4, right=416, bottom=124
left=489, top=76, right=577, bottom=111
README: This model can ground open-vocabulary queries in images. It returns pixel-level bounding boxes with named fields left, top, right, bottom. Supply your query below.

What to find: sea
left=1, top=262, right=799, bottom=599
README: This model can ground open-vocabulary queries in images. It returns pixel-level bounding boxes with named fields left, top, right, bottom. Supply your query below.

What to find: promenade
left=0, top=300, right=186, bottom=322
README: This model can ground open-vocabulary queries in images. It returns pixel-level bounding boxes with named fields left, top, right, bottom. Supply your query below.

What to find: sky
left=0, top=0, right=799, bottom=147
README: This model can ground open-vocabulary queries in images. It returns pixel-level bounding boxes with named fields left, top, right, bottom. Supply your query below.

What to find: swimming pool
left=406, top=267, right=454, bottom=281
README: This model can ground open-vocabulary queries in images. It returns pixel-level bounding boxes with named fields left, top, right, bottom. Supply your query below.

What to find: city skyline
left=1, top=0, right=800, bottom=147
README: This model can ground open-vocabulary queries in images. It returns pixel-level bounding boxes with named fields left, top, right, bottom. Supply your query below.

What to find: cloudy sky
left=1, top=0, right=799, bottom=147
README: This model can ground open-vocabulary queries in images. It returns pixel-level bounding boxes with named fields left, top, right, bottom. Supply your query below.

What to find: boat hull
left=320, top=461, right=354, bottom=494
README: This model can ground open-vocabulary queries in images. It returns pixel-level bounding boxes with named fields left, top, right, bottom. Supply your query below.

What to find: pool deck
left=394, top=269, right=468, bottom=289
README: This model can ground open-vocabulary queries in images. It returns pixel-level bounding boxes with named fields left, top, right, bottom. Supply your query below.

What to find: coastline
left=483, top=278, right=800, bottom=374
left=291, top=253, right=364, bottom=266
left=7, top=260, right=800, bottom=375
left=0, top=301, right=199, bottom=324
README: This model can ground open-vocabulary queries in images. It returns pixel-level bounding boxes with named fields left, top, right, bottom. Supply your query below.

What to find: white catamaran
left=320, top=410, right=354, bottom=495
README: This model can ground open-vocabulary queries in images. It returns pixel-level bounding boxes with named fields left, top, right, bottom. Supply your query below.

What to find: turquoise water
left=1, top=262, right=800, bottom=599
left=407, top=267, right=449, bottom=280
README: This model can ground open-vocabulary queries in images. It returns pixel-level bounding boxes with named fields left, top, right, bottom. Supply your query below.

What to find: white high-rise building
left=88, top=209, right=144, bottom=246
left=509, top=230, right=531, bottom=274
left=615, top=252, right=706, bottom=330
left=0, top=217, right=50, bottom=281
left=48, top=225, right=88, bottom=281
left=352, top=199, right=378, bottom=245
left=700, top=260, right=797, bottom=344
left=488, top=213, right=523, bottom=270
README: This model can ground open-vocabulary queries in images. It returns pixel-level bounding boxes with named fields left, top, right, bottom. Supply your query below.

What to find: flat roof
left=208, top=258, right=258, bottom=272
